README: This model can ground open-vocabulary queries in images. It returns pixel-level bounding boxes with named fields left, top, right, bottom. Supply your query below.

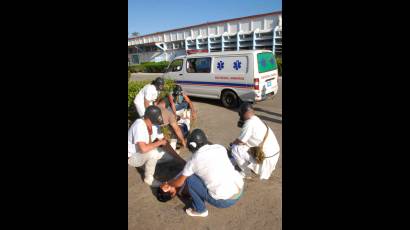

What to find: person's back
left=187, top=144, right=244, bottom=200
left=231, top=102, right=281, bottom=180
left=243, top=115, right=280, bottom=156
left=134, top=84, right=159, bottom=117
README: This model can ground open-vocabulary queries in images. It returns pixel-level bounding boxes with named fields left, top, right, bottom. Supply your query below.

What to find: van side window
left=167, top=59, right=183, bottom=72
left=186, top=58, right=211, bottom=73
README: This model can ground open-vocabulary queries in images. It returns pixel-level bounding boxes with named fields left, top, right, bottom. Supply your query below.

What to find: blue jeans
left=179, top=123, right=189, bottom=137
left=175, top=101, right=188, bottom=111
left=186, top=174, right=241, bottom=213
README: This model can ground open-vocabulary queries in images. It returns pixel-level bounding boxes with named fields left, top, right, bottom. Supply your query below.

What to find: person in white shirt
left=128, top=105, right=173, bottom=187
left=133, top=77, right=165, bottom=118
left=160, top=129, right=244, bottom=217
left=230, top=102, right=280, bottom=180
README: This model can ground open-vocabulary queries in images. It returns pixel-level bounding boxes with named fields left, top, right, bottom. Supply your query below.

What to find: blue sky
left=128, top=0, right=282, bottom=37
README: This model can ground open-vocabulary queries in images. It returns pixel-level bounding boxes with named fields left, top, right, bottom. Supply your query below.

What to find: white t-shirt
left=134, top=84, right=158, bottom=115
left=238, top=115, right=280, bottom=157
left=182, top=144, right=244, bottom=200
left=128, top=118, right=162, bottom=157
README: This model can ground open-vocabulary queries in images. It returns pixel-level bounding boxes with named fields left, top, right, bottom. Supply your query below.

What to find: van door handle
left=179, top=74, right=183, bottom=76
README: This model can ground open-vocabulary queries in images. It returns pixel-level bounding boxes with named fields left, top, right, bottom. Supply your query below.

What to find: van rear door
left=256, top=51, right=278, bottom=98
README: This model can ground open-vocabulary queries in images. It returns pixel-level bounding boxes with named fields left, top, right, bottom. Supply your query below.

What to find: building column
left=237, top=33, right=240, bottom=51
left=207, top=37, right=210, bottom=53
left=252, top=31, right=256, bottom=50
left=273, top=27, right=277, bottom=55
left=221, top=35, right=225, bottom=52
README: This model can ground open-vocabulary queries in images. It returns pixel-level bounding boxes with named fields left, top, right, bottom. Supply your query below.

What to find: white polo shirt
left=128, top=118, right=162, bottom=157
left=182, top=144, right=244, bottom=200
left=133, top=84, right=158, bottom=116
left=238, top=115, right=280, bottom=157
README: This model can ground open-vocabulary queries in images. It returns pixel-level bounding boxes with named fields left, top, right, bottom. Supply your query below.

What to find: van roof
left=174, top=50, right=273, bottom=59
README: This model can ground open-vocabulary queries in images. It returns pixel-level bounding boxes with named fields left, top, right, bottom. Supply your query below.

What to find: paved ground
left=128, top=73, right=282, bottom=230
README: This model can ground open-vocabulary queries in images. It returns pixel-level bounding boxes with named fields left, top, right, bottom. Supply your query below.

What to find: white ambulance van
left=163, top=50, right=279, bottom=108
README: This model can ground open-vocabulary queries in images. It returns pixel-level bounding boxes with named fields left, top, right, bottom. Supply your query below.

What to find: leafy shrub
left=143, top=61, right=169, bottom=73
left=128, top=65, right=145, bottom=73
left=128, top=61, right=170, bottom=73
left=276, top=57, right=282, bottom=76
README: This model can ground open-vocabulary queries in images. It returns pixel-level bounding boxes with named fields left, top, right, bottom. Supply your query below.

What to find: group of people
left=128, top=77, right=280, bottom=217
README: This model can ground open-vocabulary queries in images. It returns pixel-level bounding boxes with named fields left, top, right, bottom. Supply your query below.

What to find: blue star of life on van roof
left=233, top=60, right=241, bottom=70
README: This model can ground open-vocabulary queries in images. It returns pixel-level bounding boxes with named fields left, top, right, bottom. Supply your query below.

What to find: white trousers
left=128, top=147, right=174, bottom=184
left=176, top=109, right=190, bottom=130
left=231, top=144, right=280, bottom=180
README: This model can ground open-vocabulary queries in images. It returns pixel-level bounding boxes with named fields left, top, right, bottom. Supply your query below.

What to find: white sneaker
left=144, top=178, right=162, bottom=187
left=185, top=208, right=208, bottom=217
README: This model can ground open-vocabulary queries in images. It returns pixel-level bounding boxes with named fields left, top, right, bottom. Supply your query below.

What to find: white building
left=128, top=11, right=282, bottom=64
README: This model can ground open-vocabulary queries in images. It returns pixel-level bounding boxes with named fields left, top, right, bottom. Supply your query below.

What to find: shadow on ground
left=253, top=107, right=282, bottom=117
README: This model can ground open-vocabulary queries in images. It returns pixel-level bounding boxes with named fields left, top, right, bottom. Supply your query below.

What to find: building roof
left=128, top=11, right=281, bottom=40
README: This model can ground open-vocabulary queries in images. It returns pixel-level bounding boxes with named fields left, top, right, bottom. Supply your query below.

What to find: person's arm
left=232, top=121, right=253, bottom=146
left=168, top=94, right=177, bottom=116
left=168, top=175, right=188, bottom=189
left=183, top=93, right=196, bottom=120
left=162, top=157, right=193, bottom=195
left=137, top=139, right=167, bottom=153
left=170, top=121, right=187, bottom=148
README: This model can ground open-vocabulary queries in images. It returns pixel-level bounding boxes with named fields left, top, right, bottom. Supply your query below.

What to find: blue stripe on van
left=175, top=80, right=254, bottom=88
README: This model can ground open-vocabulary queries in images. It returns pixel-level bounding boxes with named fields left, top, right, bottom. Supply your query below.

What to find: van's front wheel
left=221, top=90, right=239, bottom=108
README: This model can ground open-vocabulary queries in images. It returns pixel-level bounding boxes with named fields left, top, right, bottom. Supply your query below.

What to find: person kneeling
left=128, top=106, right=173, bottom=187
left=230, top=102, right=280, bottom=180
left=160, top=129, right=244, bottom=217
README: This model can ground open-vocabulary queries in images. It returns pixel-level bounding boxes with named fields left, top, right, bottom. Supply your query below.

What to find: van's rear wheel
left=221, top=90, right=239, bottom=108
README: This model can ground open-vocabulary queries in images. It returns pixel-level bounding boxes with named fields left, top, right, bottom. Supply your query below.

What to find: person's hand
left=169, top=186, right=177, bottom=197
left=160, top=182, right=170, bottom=191
left=160, top=183, right=176, bottom=197
left=159, top=139, right=168, bottom=146
left=155, top=138, right=166, bottom=147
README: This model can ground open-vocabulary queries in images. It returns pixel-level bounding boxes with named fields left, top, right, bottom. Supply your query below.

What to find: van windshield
left=257, top=52, right=277, bottom=73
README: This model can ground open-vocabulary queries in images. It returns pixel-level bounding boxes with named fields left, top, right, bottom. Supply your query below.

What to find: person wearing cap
left=230, top=102, right=280, bottom=180
left=128, top=105, right=173, bottom=187
left=161, top=129, right=244, bottom=217
left=168, top=84, right=197, bottom=120
left=133, top=77, right=165, bottom=118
